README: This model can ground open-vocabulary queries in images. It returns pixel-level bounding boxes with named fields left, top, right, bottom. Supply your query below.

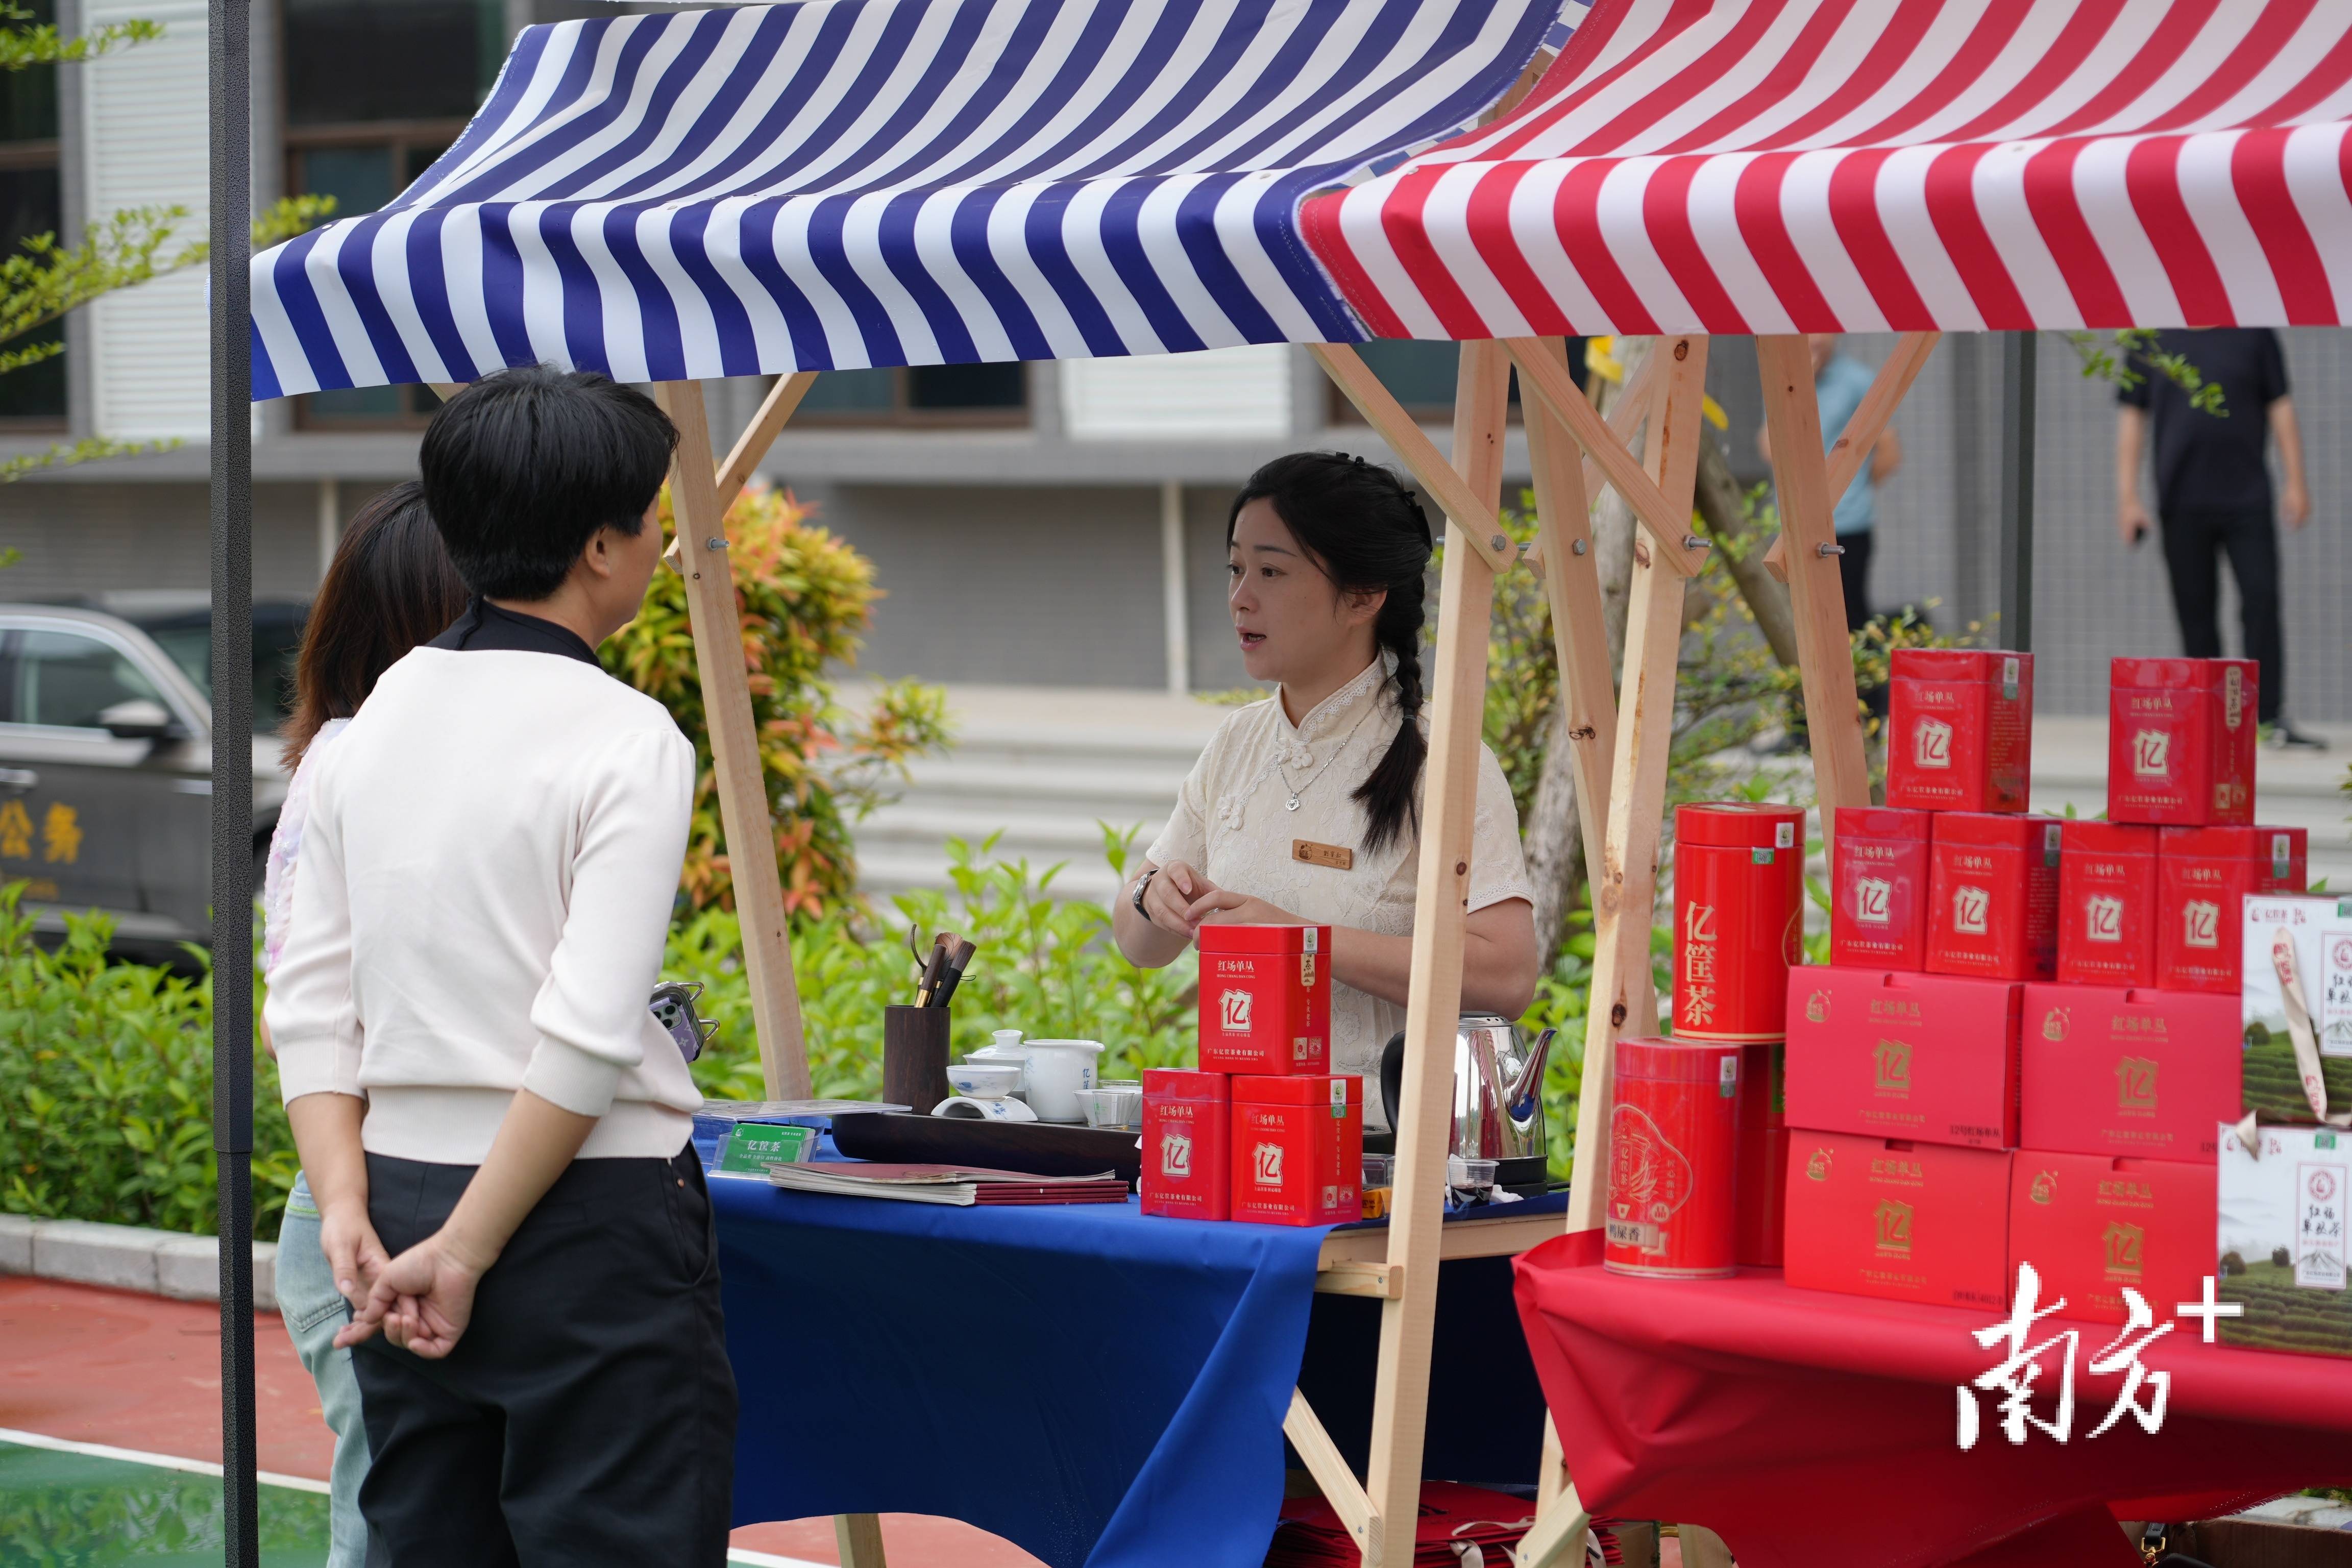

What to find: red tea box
left=1672, top=802, right=1806, bottom=1041
left=2007, top=1153, right=2215, bottom=1326
left=1197, top=924, right=1331, bottom=1074
left=1784, top=966, right=2020, bottom=1148
left=2018, top=984, right=2239, bottom=1162
left=1832, top=807, right=1932, bottom=970
left=1783, top=1133, right=2012, bottom=1309
left=1885, top=649, right=2033, bottom=813
left=2155, top=826, right=2308, bottom=993
left=2055, top=822, right=2159, bottom=988
left=1927, top=814, right=2062, bottom=981
left=1230, top=1074, right=1361, bottom=1226
left=1736, top=1124, right=1788, bottom=1267
left=2108, top=658, right=2257, bottom=826
left=1141, top=1068, right=1232, bottom=1220
left=1606, top=1038, right=1744, bottom=1278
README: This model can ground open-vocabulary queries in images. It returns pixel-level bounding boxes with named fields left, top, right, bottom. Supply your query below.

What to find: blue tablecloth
left=713, top=1177, right=1560, bottom=1568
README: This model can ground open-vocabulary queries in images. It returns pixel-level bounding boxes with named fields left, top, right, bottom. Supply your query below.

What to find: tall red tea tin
left=1196, top=924, right=1331, bottom=1074
left=1606, top=1037, right=1744, bottom=1278
left=2107, top=657, right=2257, bottom=826
left=2055, top=821, right=2159, bottom=988
left=2155, top=826, right=2308, bottom=993
left=1885, top=649, right=2033, bottom=813
left=1673, top=803, right=1806, bottom=1042
left=1832, top=807, right=1933, bottom=970
left=1735, top=1043, right=1787, bottom=1264
left=1141, top=1068, right=1232, bottom=1220
left=1230, top=1074, right=1361, bottom=1226
left=1927, top=813, right=2062, bottom=981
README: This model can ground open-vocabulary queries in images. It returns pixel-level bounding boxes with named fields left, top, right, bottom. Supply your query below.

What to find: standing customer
left=263, top=366, right=736, bottom=1567
left=1756, top=333, right=1901, bottom=629
left=263, top=482, right=468, bottom=1568
left=2115, top=327, right=2323, bottom=750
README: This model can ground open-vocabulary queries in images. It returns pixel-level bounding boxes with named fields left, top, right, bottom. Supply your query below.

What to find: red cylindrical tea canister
left=1735, top=1123, right=1788, bottom=1267
left=1606, top=1037, right=1743, bottom=1279
left=1673, top=803, right=1806, bottom=1041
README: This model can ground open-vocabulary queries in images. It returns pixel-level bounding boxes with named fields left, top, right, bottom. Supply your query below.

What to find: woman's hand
left=1182, top=889, right=1294, bottom=929
left=337, top=1230, right=486, bottom=1359
left=1142, top=862, right=1218, bottom=937
left=318, top=1202, right=392, bottom=1315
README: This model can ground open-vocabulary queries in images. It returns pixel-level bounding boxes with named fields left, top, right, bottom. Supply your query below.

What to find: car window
left=10, top=629, right=164, bottom=730
left=137, top=606, right=305, bottom=733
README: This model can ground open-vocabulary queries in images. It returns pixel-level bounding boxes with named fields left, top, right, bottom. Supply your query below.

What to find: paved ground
left=0, top=1276, right=1047, bottom=1567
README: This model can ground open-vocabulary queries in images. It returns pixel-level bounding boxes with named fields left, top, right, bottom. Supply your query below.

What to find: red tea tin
left=2155, top=826, right=2308, bottom=993
left=1782, top=1133, right=2012, bottom=1309
left=2018, top=983, right=2240, bottom=1163
left=1196, top=924, right=1331, bottom=1075
left=1673, top=803, right=1806, bottom=1042
left=1784, top=966, right=2022, bottom=1149
left=1736, top=1124, right=1788, bottom=1267
left=2107, top=657, right=2257, bottom=826
left=1141, top=1068, right=1232, bottom=1220
left=1885, top=649, right=2033, bottom=813
left=1927, top=813, right=2062, bottom=981
left=1832, top=807, right=1932, bottom=970
left=1230, top=1074, right=1361, bottom=1226
left=2055, top=821, right=2159, bottom=988
left=2007, top=1152, right=2215, bottom=1326
left=1605, top=1037, right=1744, bottom=1278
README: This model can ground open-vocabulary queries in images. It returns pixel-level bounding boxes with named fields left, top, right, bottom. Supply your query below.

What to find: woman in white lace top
left=1113, top=453, right=1539, bottom=1121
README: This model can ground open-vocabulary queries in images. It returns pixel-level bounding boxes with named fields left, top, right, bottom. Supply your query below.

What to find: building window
left=794, top=363, right=1030, bottom=427
left=284, top=0, right=494, bottom=428
left=1328, top=339, right=1581, bottom=425
left=0, top=0, right=64, bottom=426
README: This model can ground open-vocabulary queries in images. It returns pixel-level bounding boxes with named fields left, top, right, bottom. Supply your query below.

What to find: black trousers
left=354, top=1149, right=738, bottom=1568
left=1836, top=530, right=1873, bottom=631
left=2158, top=506, right=2284, bottom=721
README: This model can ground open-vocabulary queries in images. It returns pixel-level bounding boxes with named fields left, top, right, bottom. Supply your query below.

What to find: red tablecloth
left=1513, top=1231, right=2352, bottom=1568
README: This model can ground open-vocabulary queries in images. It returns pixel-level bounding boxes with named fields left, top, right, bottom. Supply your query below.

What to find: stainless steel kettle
left=1379, top=1014, right=1556, bottom=1195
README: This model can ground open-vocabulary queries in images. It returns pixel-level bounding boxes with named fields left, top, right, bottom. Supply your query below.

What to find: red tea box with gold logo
left=2108, top=658, right=2257, bottom=826
left=1885, top=649, right=2033, bottom=813
left=2056, top=821, right=2159, bottom=988
left=1832, top=807, right=1932, bottom=970
left=1673, top=802, right=1806, bottom=1041
left=1229, top=1073, right=1361, bottom=1226
left=2018, top=984, right=2240, bottom=1163
left=1140, top=1069, right=1232, bottom=1220
left=1927, top=814, right=2062, bottom=981
left=2155, top=826, right=2308, bottom=993
left=2007, top=1153, right=2215, bottom=1326
left=1196, top=924, right=1331, bottom=1075
left=1784, top=966, right=2020, bottom=1149
left=1783, top=1132, right=2012, bottom=1309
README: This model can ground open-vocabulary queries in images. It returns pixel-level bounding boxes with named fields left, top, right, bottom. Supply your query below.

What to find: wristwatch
left=1130, top=867, right=1160, bottom=916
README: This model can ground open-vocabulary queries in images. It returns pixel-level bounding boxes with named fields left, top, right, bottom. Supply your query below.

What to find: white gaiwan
left=1019, top=1039, right=1106, bottom=1123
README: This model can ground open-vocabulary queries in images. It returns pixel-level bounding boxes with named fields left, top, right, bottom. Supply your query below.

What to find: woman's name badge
left=1293, top=839, right=1353, bottom=871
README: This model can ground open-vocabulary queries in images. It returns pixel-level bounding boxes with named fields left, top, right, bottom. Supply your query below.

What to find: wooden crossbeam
left=1506, top=337, right=1707, bottom=579
left=1286, top=1391, right=1381, bottom=1563
left=1576, top=347, right=1658, bottom=513
left=717, top=372, right=818, bottom=514
left=1515, top=1478, right=1591, bottom=1568
left=1761, top=332, right=1938, bottom=582
left=1306, top=343, right=1514, bottom=574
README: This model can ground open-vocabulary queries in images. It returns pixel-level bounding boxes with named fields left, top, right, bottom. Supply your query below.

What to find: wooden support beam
left=1755, top=336, right=1873, bottom=863
left=653, top=381, right=813, bottom=1100
left=1562, top=336, right=1710, bottom=1236
left=1314, top=1260, right=1404, bottom=1298
left=1361, top=339, right=1512, bottom=1568
left=1523, top=337, right=1616, bottom=887
left=1286, top=1391, right=1380, bottom=1564
left=834, top=1512, right=888, bottom=1568
left=1514, top=1478, right=1591, bottom=1568
left=1306, top=342, right=1514, bottom=574
left=1761, top=332, right=1938, bottom=582
left=1577, top=347, right=1658, bottom=512
left=1316, top=1207, right=1564, bottom=1268
left=717, top=372, right=818, bottom=515
left=1506, top=337, right=1708, bottom=579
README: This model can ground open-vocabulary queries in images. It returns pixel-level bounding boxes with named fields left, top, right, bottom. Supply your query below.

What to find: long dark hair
left=1228, top=452, right=1433, bottom=855
left=282, top=481, right=469, bottom=769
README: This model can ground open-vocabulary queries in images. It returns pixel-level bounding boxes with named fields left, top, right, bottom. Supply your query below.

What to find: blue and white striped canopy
left=250, top=0, right=1566, bottom=398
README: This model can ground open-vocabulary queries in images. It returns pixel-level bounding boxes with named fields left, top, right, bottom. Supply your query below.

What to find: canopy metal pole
left=1998, top=330, right=2036, bottom=651
left=209, top=0, right=259, bottom=1554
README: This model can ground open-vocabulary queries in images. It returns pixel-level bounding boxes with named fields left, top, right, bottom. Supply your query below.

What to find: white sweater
left=264, top=647, right=701, bottom=1164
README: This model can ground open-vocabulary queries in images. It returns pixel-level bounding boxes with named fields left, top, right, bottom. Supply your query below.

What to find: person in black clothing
left=2115, top=327, right=2323, bottom=750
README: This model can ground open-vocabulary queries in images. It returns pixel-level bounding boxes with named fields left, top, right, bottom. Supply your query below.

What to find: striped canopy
left=1302, top=0, right=2352, bottom=337
left=248, top=0, right=1562, bottom=398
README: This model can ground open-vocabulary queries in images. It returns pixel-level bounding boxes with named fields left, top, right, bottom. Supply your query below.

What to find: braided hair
left=1227, top=452, right=1433, bottom=855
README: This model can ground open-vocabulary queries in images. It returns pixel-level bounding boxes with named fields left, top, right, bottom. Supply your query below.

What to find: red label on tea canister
left=1673, top=803, right=1806, bottom=1041
left=1886, top=649, right=2033, bottom=813
left=2055, top=821, right=2159, bottom=988
left=1606, top=1037, right=1743, bottom=1279
left=2154, top=825, right=2308, bottom=993
left=1927, top=814, right=2062, bottom=982
left=2106, top=658, right=2257, bottom=826
left=1833, top=807, right=1932, bottom=970
left=1196, top=925, right=1331, bottom=1075
left=1141, top=1069, right=1232, bottom=1220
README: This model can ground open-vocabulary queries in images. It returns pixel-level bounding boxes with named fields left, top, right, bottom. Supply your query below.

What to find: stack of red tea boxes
left=1784, top=651, right=2303, bottom=1321
left=1139, top=924, right=1364, bottom=1226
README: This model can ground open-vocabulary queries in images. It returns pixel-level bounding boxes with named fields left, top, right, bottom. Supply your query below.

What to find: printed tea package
left=1927, top=814, right=2063, bottom=982
left=1141, top=1069, right=1232, bottom=1220
left=1885, top=649, right=2033, bottom=813
left=2238, top=894, right=2352, bottom=1125
left=1196, top=924, right=1331, bottom=1074
left=2007, top=1152, right=2214, bottom=1327
left=1672, top=802, right=1805, bottom=1042
left=1606, top=1037, right=1743, bottom=1279
left=1785, top=967, right=2020, bottom=1149
left=2217, top=1122, right=2352, bottom=1359
left=2018, top=984, right=2239, bottom=1163
left=1782, top=1133, right=2011, bottom=1309
left=1230, top=1073, right=1362, bottom=1226
left=1831, top=807, right=1932, bottom=970
left=2107, top=657, right=2256, bottom=827
left=2157, top=827, right=2308, bottom=994
left=2054, top=821, right=2158, bottom=988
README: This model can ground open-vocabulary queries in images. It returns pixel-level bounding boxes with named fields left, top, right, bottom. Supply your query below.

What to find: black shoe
left=2262, top=720, right=2330, bottom=752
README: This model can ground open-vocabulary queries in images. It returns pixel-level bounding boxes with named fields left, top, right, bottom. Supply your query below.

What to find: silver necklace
left=1275, top=699, right=1380, bottom=811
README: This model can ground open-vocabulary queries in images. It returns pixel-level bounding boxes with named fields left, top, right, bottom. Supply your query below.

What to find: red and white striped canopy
left=1301, top=0, right=2352, bottom=337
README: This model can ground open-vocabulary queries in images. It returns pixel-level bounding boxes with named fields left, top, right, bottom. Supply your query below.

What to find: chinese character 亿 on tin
left=1955, top=1263, right=2243, bottom=1449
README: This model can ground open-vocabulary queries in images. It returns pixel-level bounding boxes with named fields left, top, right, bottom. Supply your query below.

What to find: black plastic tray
left=828, top=1111, right=1143, bottom=1188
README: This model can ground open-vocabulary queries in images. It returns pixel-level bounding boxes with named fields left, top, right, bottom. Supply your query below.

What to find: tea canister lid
left=1675, top=800, right=1805, bottom=849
